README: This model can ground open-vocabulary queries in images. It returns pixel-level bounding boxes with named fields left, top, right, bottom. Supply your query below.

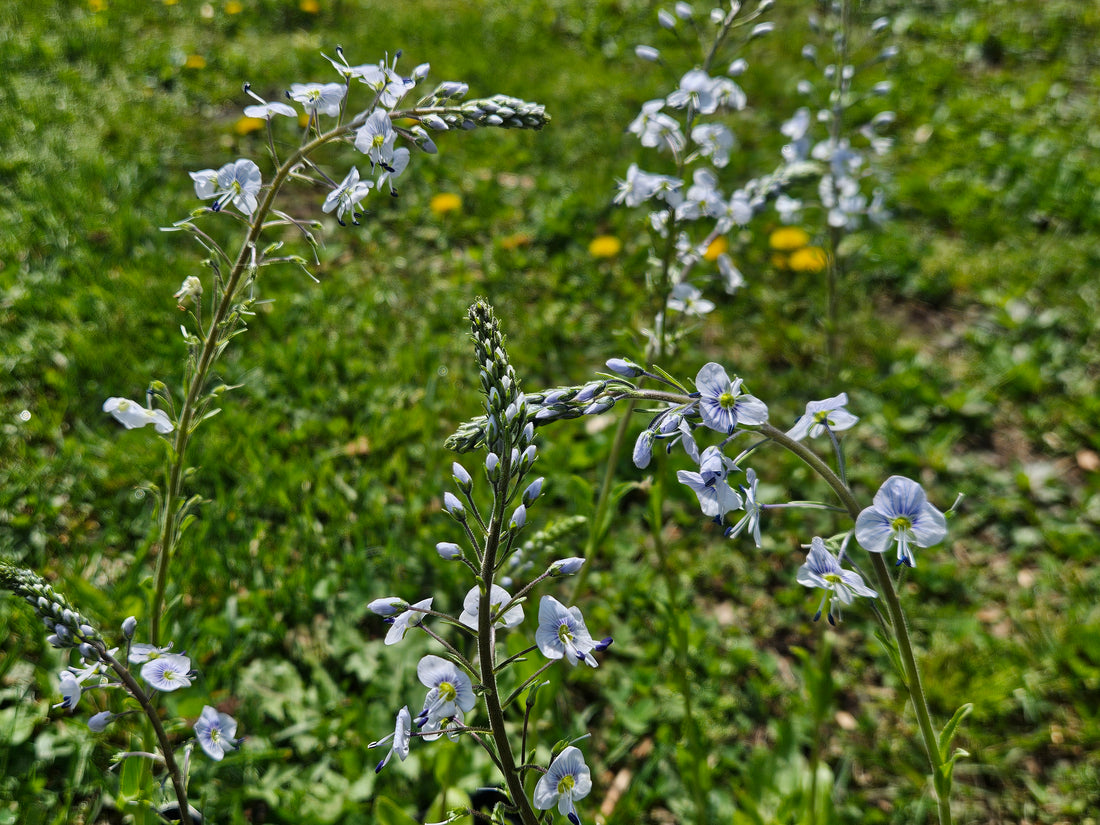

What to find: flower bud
left=89, top=711, right=116, bottom=732
left=368, top=597, right=409, bottom=616
left=549, top=557, right=585, bottom=576
left=485, top=452, right=500, bottom=480
left=635, top=45, right=660, bottom=62
left=452, top=462, right=472, bottom=493
left=605, top=357, right=644, bottom=378
left=443, top=492, right=466, bottom=520
left=522, top=477, right=544, bottom=505
left=436, top=542, right=462, bottom=560
left=509, top=504, right=527, bottom=530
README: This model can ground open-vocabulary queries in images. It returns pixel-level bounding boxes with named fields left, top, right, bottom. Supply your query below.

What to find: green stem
left=758, top=423, right=949, bottom=824
left=97, top=645, right=193, bottom=825
left=478, top=450, right=541, bottom=825
left=648, top=473, right=708, bottom=825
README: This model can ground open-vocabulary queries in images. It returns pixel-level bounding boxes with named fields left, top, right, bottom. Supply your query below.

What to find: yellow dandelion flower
left=234, top=116, right=266, bottom=136
left=184, top=54, right=207, bottom=70
left=88, top=0, right=107, bottom=11
left=300, top=0, right=320, bottom=12
left=588, top=235, right=622, bottom=258
left=499, top=233, right=533, bottom=251
left=225, top=0, right=243, bottom=13
left=429, top=193, right=462, bottom=216
left=768, top=226, right=811, bottom=252
left=788, top=246, right=829, bottom=273
left=703, top=236, right=729, bottom=261
left=297, top=112, right=311, bottom=128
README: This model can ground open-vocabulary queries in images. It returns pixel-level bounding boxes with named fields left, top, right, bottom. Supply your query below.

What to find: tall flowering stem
left=0, top=564, right=196, bottom=825
left=150, top=72, right=549, bottom=644
left=467, top=301, right=542, bottom=825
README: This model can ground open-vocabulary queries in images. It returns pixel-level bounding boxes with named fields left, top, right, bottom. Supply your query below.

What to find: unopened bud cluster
left=1, top=563, right=102, bottom=654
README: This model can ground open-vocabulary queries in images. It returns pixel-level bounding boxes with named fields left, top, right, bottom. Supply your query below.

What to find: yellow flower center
left=557, top=774, right=576, bottom=795
left=718, top=391, right=736, bottom=410
left=891, top=516, right=912, bottom=532
left=439, top=681, right=456, bottom=703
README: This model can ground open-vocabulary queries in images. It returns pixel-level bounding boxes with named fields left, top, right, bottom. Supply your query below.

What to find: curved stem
left=758, top=423, right=949, bottom=823
left=97, top=645, right=193, bottom=825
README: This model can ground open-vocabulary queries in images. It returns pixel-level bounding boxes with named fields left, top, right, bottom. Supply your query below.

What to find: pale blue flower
left=676, top=445, right=742, bottom=520
left=694, top=362, right=768, bottom=434
left=141, top=653, right=192, bottom=692
left=667, top=69, right=718, bottom=114
left=194, top=705, right=239, bottom=761
left=384, top=597, right=433, bottom=645
left=354, top=109, right=397, bottom=169
left=211, top=159, right=263, bottom=216
left=535, top=596, right=609, bottom=668
left=797, top=537, right=877, bottom=624
left=288, top=81, right=346, bottom=117
left=322, top=167, right=373, bottom=226
left=787, top=393, right=859, bottom=441
left=458, top=585, right=523, bottom=630
left=370, top=705, right=411, bottom=772
left=533, top=745, right=593, bottom=825
left=436, top=542, right=462, bottom=560
left=633, top=429, right=655, bottom=469
left=103, top=398, right=173, bottom=434
left=367, top=597, right=408, bottom=616
left=855, top=476, right=947, bottom=567
left=127, top=642, right=174, bottom=664
left=242, top=83, right=295, bottom=119
left=416, top=655, right=475, bottom=730
left=667, top=282, right=715, bottom=316
left=726, top=469, right=763, bottom=546
left=54, top=671, right=81, bottom=710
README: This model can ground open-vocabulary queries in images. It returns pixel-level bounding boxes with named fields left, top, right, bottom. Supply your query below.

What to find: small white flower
left=322, top=167, right=374, bottom=225
left=103, top=398, right=174, bottom=435
left=458, top=585, right=524, bottom=630
left=288, top=82, right=346, bottom=117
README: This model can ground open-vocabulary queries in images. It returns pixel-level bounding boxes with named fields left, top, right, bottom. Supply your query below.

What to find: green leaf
left=938, top=702, right=973, bottom=763
left=373, top=796, right=421, bottom=825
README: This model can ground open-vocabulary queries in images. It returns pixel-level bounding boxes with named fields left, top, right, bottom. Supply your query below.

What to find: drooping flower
left=694, top=362, right=768, bottom=434
left=322, top=167, right=373, bottom=225
left=667, top=283, right=715, bottom=317
left=54, top=671, right=82, bottom=710
left=533, top=746, right=593, bottom=825
left=415, top=655, right=475, bottom=730
left=103, top=398, right=174, bottom=434
left=796, top=537, right=877, bottom=624
left=787, top=393, right=859, bottom=441
left=370, top=706, right=412, bottom=772
left=676, top=445, right=742, bottom=521
left=194, top=705, right=239, bottom=761
left=140, top=653, right=192, bottom=692
left=242, top=83, right=296, bottom=120
left=726, top=468, right=764, bottom=546
left=354, top=109, right=397, bottom=169
left=384, top=597, right=433, bottom=645
left=535, top=596, right=610, bottom=668
left=459, top=585, right=524, bottom=630
left=855, top=476, right=947, bottom=567
left=88, top=711, right=118, bottom=732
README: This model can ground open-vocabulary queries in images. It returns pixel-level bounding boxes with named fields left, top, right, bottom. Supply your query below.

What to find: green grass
left=2, top=0, right=1100, bottom=823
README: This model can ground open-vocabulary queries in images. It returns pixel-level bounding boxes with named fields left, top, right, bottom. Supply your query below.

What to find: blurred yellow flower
left=184, top=54, right=207, bottom=70
left=429, top=193, right=462, bottom=216
left=500, top=233, right=532, bottom=251
left=703, top=236, right=729, bottom=261
left=297, top=112, right=311, bottom=128
left=588, top=235, right=622, bottom=258
left=300, top=0, right=320, bottom=12
left=88, top=0, right=107, bottom=11
left=234, top=116, right=266, bottom=136
left=225, top=0, right=242, bottom=13
left=788, top=246, right=829, bottom=273
left=768, top=226, right=811, bottom=252
left=770, top=253, right=788, bottom=270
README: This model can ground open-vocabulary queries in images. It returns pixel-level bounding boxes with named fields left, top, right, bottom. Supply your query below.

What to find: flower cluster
left=614, top=1, right=775, bottom=356
left=368, top=302, right=609, bottom=823
left=767, top=6, right=896, bottom=231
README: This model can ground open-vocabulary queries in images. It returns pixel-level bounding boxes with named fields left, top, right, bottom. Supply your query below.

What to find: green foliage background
left=2, top=0, right=1099, bottom=823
